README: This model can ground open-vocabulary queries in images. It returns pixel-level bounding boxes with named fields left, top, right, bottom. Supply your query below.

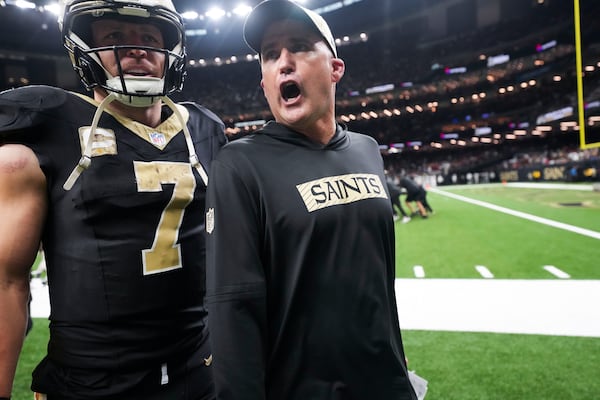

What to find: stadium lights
left=560, top=121, right=577, bottom=127
left=232, top=4, right=252, bottom=16
left=1, top=0, right=366, bottom=59
left=14, top=0, right=36, bottom=8
left=205, top=7, right=226, bottom=20
left=43, top=1, right=58, bottom=13
left=181, top=11, right=199, bottom=20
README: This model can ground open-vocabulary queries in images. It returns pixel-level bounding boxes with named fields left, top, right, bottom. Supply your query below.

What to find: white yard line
left=413, top=265, right=426, bottom=278
left=543, top=265, right=571, bottom=279
left=429, top=187, right=600, bottom=240
left=475, top=265, right=494, bottom=278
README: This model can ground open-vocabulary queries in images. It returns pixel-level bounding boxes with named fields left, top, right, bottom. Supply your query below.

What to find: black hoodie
left=206, top=121, right=417, bottom=400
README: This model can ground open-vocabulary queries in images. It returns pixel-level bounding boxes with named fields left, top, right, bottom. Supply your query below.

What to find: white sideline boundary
left=30, top=278, right=600, bottom=338
left=429, top=186, right=600, bottom=240
left=504, top=182, right=595, bottom=191
left=394, top=278, right=600, bottom=338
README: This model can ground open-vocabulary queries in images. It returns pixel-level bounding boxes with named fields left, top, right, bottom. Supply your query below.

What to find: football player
left=0, top=0, right=226, bottom=398
left=399, top=176, right=433, bottom=218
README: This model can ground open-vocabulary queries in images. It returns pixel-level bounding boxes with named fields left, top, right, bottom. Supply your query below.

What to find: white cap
left=243, top=0, right=337, bottom=58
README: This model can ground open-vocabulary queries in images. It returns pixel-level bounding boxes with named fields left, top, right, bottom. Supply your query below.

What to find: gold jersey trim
left=73, top=93, right=189, bottom=150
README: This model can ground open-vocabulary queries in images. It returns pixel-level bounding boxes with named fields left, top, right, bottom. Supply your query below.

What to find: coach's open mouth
left=281, top=82, right=301, bottom=102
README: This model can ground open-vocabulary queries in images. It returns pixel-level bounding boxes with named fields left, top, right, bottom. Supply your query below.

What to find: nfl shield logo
left=206, top=208, right=215, bottom=234
left=149, top=132, right=166, bottom=146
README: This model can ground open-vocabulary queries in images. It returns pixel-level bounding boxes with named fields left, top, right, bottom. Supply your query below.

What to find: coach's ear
left=331, top=57, right=345, bottom=84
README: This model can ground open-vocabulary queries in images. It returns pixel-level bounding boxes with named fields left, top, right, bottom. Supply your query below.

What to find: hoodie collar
left=259, top=121, right=349, bottom=150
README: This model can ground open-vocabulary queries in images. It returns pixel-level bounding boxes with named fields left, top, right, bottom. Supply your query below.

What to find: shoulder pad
left=0, top=85, right=68, bottom=133
left=179, top=101, right=225, bottom=128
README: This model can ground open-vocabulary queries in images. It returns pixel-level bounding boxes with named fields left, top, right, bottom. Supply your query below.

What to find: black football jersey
left=1, top=86, right=226, bottom=373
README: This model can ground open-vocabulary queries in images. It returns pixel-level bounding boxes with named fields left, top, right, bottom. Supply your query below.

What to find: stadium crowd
left=2, top=0, right=599, bottom=181
left=170, top=0, right=600, bottom=182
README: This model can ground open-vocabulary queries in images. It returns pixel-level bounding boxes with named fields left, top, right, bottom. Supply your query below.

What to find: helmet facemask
left=60, top=0, right=187, bottom=107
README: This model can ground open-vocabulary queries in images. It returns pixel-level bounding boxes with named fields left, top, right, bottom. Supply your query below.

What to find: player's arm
left=205, top=157, right=268, bottom=400
left=0, top=144, right=47, bottom=397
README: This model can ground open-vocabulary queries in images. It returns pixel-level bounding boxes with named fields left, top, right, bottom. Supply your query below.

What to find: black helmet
left=59, top=0, right=187, bottom=106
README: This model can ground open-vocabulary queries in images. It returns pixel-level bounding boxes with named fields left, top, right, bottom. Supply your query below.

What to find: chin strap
left=161, top=96, right=209, bottom=186
left=63, top=92, right=118, bottom=190
left=63, top=94, right=209, bottom=191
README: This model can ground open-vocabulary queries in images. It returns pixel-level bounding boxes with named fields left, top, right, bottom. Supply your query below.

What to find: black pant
left=391, top=195, right=409, bottom=217
left=33, top=339, right=214, bottom=400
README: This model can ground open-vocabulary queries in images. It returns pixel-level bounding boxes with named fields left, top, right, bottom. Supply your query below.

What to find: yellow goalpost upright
left=573, top=0, right=600, bottom=149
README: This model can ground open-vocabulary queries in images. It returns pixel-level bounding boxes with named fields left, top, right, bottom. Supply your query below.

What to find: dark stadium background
left=1, top=0, right=599, bottom=184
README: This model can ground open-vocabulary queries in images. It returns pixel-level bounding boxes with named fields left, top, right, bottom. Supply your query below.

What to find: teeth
left=125, top=70, right=148, bottom=76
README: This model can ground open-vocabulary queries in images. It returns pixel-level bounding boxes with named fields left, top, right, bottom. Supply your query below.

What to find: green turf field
left=13, top=183, right=600, bottom=399
left=395, top=183, right=600, bottom=279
